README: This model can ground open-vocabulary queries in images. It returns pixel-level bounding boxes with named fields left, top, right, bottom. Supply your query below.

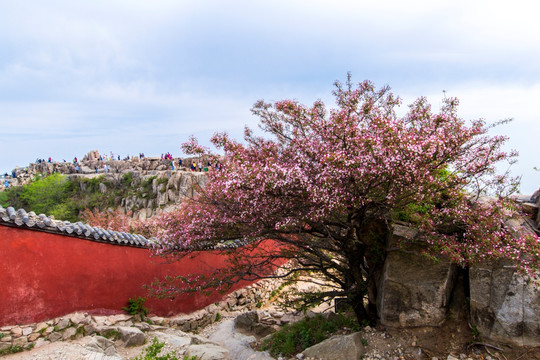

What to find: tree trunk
left=351, top=219, right=389, bottom=324
left=364, top=231, right=389, bottom=322
left=349, top=291, right=371, bottom=324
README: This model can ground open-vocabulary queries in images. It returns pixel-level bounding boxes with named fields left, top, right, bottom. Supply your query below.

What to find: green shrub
left=123, top=297, right=149, bottom=317
left=0, top=174, right=79, bottom=221
left=130, top=337, right=179, bottom=360
left=471, top=324, right=482, bottom=342
left=103, top=329, right=122, bottom=340
left=0, top=185, right=24, bottom=209
left=0, top=345, right=24, bottom=355
left=0, top=174, right=110, bottom=221
left=261, top=313, right=361, bottom=357
left=157, top=177, right=169, bottom=186
left=139, top=176, right=157, bottom=196
left=122, top=172, right=135, bottom=187
left=76, top=325, right=86, bottom=336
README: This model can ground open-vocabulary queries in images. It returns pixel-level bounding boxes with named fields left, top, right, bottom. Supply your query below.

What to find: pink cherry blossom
left=153, top=75, right=539, bottom=323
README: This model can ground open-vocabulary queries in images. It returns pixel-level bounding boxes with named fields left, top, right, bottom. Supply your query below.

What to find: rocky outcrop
left=85, top=336, right=119, bottom=357
left=4, top=168, right=207, bottom=221
left=115, top=170, right=207, bottom=220
left=234, top=311, right=276, bottom=339
left=469, top=262, right=540, bottom=346
left=340, top=210, right=540, bottom=352
left=377, top=217, right=540, bottom=349
left=377, top=224, right=456, bottom=328
left=185, top=343, right=230, bottom=360
left=3, top=152, right=209, bottom=220
left=468, top=216, right=540, bottom=346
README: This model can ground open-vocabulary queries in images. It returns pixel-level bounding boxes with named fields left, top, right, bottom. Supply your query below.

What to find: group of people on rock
left=189, top=160, right=223, bottom=172
left=96, top=155, right=121, bottom=161
left=37, top=157, right=76, bottom=164
left=94, top=164, right=112, bottom=173
left=1, top=170, right=19, bottom=188
left=161, top=152, right=173, bottom=160
left=26, top=152, right=227, bottom=176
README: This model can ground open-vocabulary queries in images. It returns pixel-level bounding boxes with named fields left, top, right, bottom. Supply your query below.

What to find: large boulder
left=531, top=188, right=540, bottom=228
left=302, top=332, right=365, bottom=360
left=185, top=343, right=230, bottom=360
left=469, top=215, right=539, bottom=346
left=234, top=311, right=276, bottom=339
left=117, top=326, right=146, bottom=347
left=377, top=225, right=457, bottom=327
left=85, top=335, right=119, bottom=357
left=469, top=262, right=540, bottom=346
left=83, top=150, right=101, bottom=161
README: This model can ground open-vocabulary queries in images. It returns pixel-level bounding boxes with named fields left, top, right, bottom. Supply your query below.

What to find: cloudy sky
left=1, top=0, right=538, bottom=193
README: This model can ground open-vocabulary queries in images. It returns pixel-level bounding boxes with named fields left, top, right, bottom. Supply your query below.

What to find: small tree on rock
left=152, top=75, right=539, bottom=323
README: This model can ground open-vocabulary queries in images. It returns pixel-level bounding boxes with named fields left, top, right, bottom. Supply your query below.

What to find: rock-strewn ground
left=2, top=304, right=539, bottom=360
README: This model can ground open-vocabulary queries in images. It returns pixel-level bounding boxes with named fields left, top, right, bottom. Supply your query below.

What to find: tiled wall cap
left=0, top=204, right=244, bottom=251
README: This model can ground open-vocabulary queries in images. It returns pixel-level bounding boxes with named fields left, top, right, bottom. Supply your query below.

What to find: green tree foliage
left=0, top=172, right=157, bottom=222
left=0, top=174, right=76, bottom=220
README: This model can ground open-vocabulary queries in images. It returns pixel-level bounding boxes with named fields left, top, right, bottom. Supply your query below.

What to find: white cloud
left=0, top=0, right=539, bottom=194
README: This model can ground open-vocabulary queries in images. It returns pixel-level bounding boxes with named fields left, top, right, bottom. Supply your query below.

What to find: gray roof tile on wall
left=7, top=206, right=16, bottom=220
left=0, top=205, right=152, bottom=248
left=0, top=205, right=248, bottom=250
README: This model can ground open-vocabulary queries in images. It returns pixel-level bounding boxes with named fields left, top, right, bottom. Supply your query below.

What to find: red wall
left=0, top=225, right=253, bottom=326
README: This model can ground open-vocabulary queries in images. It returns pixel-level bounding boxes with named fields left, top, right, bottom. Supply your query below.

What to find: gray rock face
left=83, top=150, right=101, bottom=161
left=152, top=331, right=192, bottom=348
left=68, top=312, right=88, bottom=325
left=48, top=332, right=63, bottom=342
left=56, top=317, right=70, bottom=331
left=234, top=311, right=259, bottom=336
left=469, top=262, right=540, bottom=346
left=62, top=327, right=77, bottom=340
left=85, top=335, right=118, bottom=356
left=377, top=226, right=456, bottom=327
left=468, top=215, right=540, bottom=346
left=117, top=326, right=146, bottom=347
left=185, top=343, right=230, bottom=360
left=8, top=156, right=209, bottom=222
left=210, top=319, right=273, bottom=360
left=234, top=311, right=275, bottom=338
left=533, top=188, right=540, bottom=228
left=302, top=332, right=365, bottom=360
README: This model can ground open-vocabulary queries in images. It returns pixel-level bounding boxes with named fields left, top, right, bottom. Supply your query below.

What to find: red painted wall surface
left=0, top=225, right=257, bottom=326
